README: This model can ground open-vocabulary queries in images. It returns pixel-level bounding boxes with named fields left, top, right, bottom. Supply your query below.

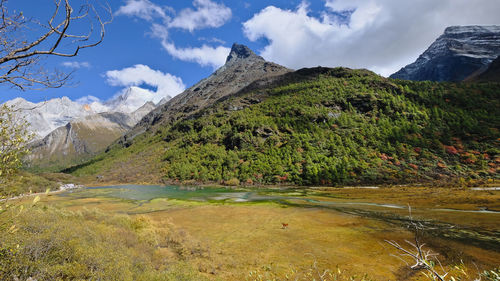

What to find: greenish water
left=64, top=185, right=499, bottom=214
left=60, top=184, right=500, bottom=251
left=63, top=184, right=310, bottom=203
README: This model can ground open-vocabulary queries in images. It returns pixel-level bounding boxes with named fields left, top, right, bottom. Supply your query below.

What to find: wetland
left=32, top=184, right=500, bottom=280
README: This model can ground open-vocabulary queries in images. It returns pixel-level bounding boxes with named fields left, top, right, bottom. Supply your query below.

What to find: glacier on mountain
left=391, top=25, right=500, bottom=81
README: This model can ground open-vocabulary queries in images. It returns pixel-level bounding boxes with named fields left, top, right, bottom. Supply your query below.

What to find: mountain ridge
left=3, top=87, right=171, bottom=140
left=27, top=102, right=156, bottom=171
left=66, top=64, right=499, bottom=186
left=122, top=43, right=292, bottom=144
left=391, top=25, right=500, bottom=81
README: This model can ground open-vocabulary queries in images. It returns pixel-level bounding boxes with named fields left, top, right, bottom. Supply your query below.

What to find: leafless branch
left=385, top=205, right=449, bottom=281
left=0, top=0, right=112, bottom=90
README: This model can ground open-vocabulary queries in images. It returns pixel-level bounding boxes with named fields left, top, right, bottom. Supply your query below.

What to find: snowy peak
left=444, top=25, right=500, bottom=35
left=5, top=97, right=35, bottom=108
left=391, top=25, right=500, bottom=81
left=3, top=87, right=167, bottom=140
left=4, top=97, right=98, bottom=140
left=26, top=96, right=160, bottom=170
left=105, top=86, right=172, bottom=114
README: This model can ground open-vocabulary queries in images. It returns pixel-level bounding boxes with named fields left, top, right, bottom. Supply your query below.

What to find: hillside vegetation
left=68, top=68, right=500, bottom=186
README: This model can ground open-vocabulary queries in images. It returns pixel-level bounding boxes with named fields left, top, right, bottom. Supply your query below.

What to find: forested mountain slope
left=67, top=67, right=500, bottom=186
left=122, top=43, right=291, bottom=144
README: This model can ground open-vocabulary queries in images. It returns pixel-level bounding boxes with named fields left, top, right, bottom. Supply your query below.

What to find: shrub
left=0, top=206, right=209, bottom=281
left=225, top=178, right=240, bottom=186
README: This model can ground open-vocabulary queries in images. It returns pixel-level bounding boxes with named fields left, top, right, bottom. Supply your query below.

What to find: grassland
left=2, top=186, right=498, bottom=280
left=0, top=172, right=81, bottom=198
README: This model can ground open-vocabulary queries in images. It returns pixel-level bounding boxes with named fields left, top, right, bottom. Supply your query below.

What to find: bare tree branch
left=385, top=205, right=449, bottom=281
left=0, top=0, right=112, bottom=90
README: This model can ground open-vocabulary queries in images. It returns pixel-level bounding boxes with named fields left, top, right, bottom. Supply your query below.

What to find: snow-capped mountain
left=3, top=87, right=171, bottom=140
left=27, top=102, right=157, bottom=170
left=104, top=86, right=172, bottom=114
left=391, top=25, right=500, bottom=81
left=5, top=97, right=98, bottom=140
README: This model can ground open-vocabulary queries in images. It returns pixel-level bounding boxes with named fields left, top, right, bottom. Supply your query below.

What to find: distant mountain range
left=3, top=86, right=170, bottom=171
left=5, top=87, right=170, bottom=141
left=391, top=25, right=500, bottom=81
left=8, top=26, right=500, bottom=180
left=26, top=102, right=156, bottom=171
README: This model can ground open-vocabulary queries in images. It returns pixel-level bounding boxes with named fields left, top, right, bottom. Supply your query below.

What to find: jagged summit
left=226, top=43, right=263, bottom=63
left=391, top=25, right=500, bottom=81
left=125, top=44, right=291, bottom=142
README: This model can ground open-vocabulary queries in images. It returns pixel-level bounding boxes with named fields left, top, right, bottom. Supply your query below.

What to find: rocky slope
left=27, top=102, right=156, bottom=171
left=473, top=55, right=500, bottom=82
left=123, top=43, right=291, bottom=143
left=391, top=25, right=500, bottom=81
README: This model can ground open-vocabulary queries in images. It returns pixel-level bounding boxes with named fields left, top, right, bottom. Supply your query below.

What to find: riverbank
left=75, top=174, right=500, bottom=190
left=0, top=183, right=84, bottom=203
left=5, top=178, right=500, bottom=214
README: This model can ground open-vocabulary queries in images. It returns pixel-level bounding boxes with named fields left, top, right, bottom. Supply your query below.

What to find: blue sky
left=1, top=0, right=499, bottom=104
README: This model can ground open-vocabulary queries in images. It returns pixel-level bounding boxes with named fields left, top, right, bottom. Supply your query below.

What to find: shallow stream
left=59, top=184, right=500, bottom=251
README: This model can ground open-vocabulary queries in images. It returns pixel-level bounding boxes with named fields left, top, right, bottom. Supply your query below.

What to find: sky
left=1, top=0, right=500, bottom=105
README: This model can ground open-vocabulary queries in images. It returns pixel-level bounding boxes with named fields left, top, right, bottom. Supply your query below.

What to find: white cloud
left=149, top=23, right=169, bottom=40
left=198, top=37, right=226, bottom=45
left=116, top=0, right=231, bottom=68
left=169, top=0, right=232, bottom=32
left=243, top=1, right=500, bottom=76
left=115, top=0, right=168, bottom=21
left=62, top=61, right=91, bottom=69
left=75, top=96, right=111, bottom=113
left=161, top=42, right=230, bottom=68
left=105, top=64, right=185, bottom=103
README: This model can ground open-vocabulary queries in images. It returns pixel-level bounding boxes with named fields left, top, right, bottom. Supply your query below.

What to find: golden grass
left=310, top=186, right=500, bottom=211
left=9, top=185, right=496, bottom=280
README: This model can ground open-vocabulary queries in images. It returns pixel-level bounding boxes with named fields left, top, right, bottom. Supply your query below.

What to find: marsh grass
left=0, top=206, right=211, bottom=281
left=247, top=263, right=374, bottom=281
left=3, top=187, right=499, bottom=281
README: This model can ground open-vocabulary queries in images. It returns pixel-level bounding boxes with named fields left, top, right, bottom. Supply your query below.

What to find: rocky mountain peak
left=126, top=44, right=291, bottom=142
left=226, top=43, right=263, bottom=63
left=444, top=25, right=500, bottom=35
left=391, top=25, right=500, bottom=81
